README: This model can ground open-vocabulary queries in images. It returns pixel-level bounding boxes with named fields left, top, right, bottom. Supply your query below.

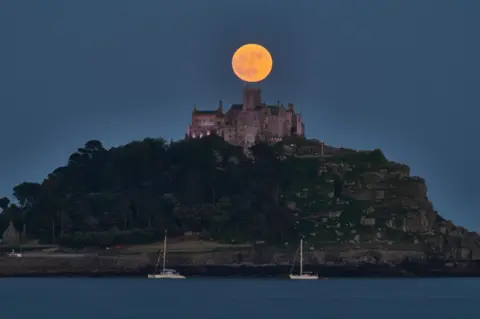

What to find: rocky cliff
left=281, top=139, right=480, bottom=262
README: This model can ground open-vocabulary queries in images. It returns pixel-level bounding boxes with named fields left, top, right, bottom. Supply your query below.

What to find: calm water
left=0, top=277, right=479, bottom=318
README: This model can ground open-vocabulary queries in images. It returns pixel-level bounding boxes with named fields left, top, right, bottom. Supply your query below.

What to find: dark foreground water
left=0, top=277, right=479, bottom=318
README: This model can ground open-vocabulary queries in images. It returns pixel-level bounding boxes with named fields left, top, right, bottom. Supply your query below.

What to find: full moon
left=232, top=44, right=273, bottom=83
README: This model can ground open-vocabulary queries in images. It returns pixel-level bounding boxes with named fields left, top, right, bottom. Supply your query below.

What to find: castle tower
left=243, top=87, right=261, bottom=110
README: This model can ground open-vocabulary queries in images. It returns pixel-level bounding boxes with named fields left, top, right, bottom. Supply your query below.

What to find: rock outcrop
left=280, top=140, right=480, bottom=262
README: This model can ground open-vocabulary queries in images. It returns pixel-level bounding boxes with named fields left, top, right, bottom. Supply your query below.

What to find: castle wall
left=265, top=107, right=292, bottom=138
left=295, top=113, right=304, bottom=136
left=220, top=127, right=238, bottom=144
left=192, top=115, right=215, bottom=127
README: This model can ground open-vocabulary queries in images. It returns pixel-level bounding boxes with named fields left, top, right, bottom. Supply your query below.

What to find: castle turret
left=243, top=87, right=261, bottom=110
left=217, top=100, right=223, bottom=113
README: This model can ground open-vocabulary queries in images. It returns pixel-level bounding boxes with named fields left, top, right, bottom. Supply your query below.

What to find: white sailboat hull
left=148, top=273, right=186, bottom=279
left=289, top=274, right=319, bottom=280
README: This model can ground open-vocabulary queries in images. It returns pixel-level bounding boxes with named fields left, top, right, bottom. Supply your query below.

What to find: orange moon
left=232, top=44, right=273, bottom=83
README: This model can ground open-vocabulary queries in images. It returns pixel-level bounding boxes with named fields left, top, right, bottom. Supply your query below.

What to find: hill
left=1, top=135, right=479, bottom=264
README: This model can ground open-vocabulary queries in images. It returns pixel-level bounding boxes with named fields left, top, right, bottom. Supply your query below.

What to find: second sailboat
left=289, top=238, right=320, bottom=280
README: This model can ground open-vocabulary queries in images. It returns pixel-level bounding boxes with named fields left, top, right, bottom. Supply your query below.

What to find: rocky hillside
left=0, top=135, right=478, bottom=263
left=281, top=137, right=480, bottom=262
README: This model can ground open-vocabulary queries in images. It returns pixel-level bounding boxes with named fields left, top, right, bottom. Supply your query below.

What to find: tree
left=13, top=182, right=41, bottom=208
left=0, top=197, right=10, bottom=211
left=83, top=140, right=105, bottom=153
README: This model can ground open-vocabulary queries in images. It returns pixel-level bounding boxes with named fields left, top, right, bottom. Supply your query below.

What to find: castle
left=186, top=87, right=305, bottom=147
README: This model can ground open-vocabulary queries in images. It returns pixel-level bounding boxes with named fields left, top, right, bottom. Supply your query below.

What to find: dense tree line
left=0, top=136, right=313, bottom=247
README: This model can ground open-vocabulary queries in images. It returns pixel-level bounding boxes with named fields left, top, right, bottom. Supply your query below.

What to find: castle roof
left=266, top=105, right=281, bottom=115
left=192, top=110, right=224, bottom=118
left=193, top=110, right=217, bottom=115
left=194, top=102, right=295, bottom=117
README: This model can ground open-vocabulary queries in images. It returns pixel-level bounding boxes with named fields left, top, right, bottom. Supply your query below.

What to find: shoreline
left=2, top=264, right=480, bottom=278
left=2, top=248, right=480, bottom=278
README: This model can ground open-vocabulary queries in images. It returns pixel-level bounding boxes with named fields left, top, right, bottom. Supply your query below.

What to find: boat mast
left=300, top=238, right=303, bottom=275
left=162, top=230, right=167, bottom=273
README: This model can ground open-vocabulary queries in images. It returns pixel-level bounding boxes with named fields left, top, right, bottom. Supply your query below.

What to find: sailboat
left=289, top=238, right=319, bottom=280
left=148, top=230, right=186, bottom=279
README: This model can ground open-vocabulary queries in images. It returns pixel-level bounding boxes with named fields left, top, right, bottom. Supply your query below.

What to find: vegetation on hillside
left=3, top=135, right=478, bottom=262
left=1, top=136, right=327, bottom=247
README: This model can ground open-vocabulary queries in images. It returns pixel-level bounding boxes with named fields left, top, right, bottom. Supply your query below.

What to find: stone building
left=185, top=87, right=305, bottom=147
left=2, top=220, right=20, bottom=245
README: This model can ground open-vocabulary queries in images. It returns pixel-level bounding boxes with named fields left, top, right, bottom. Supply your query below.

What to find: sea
left=0, top=277, right=479, bottom=318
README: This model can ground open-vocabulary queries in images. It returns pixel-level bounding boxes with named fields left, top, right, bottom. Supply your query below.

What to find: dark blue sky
left=1, top=1, right=479, bottom=229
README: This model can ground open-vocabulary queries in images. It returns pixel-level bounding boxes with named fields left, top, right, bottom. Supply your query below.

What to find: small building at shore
left=2, top=220, right=20, bottom=245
